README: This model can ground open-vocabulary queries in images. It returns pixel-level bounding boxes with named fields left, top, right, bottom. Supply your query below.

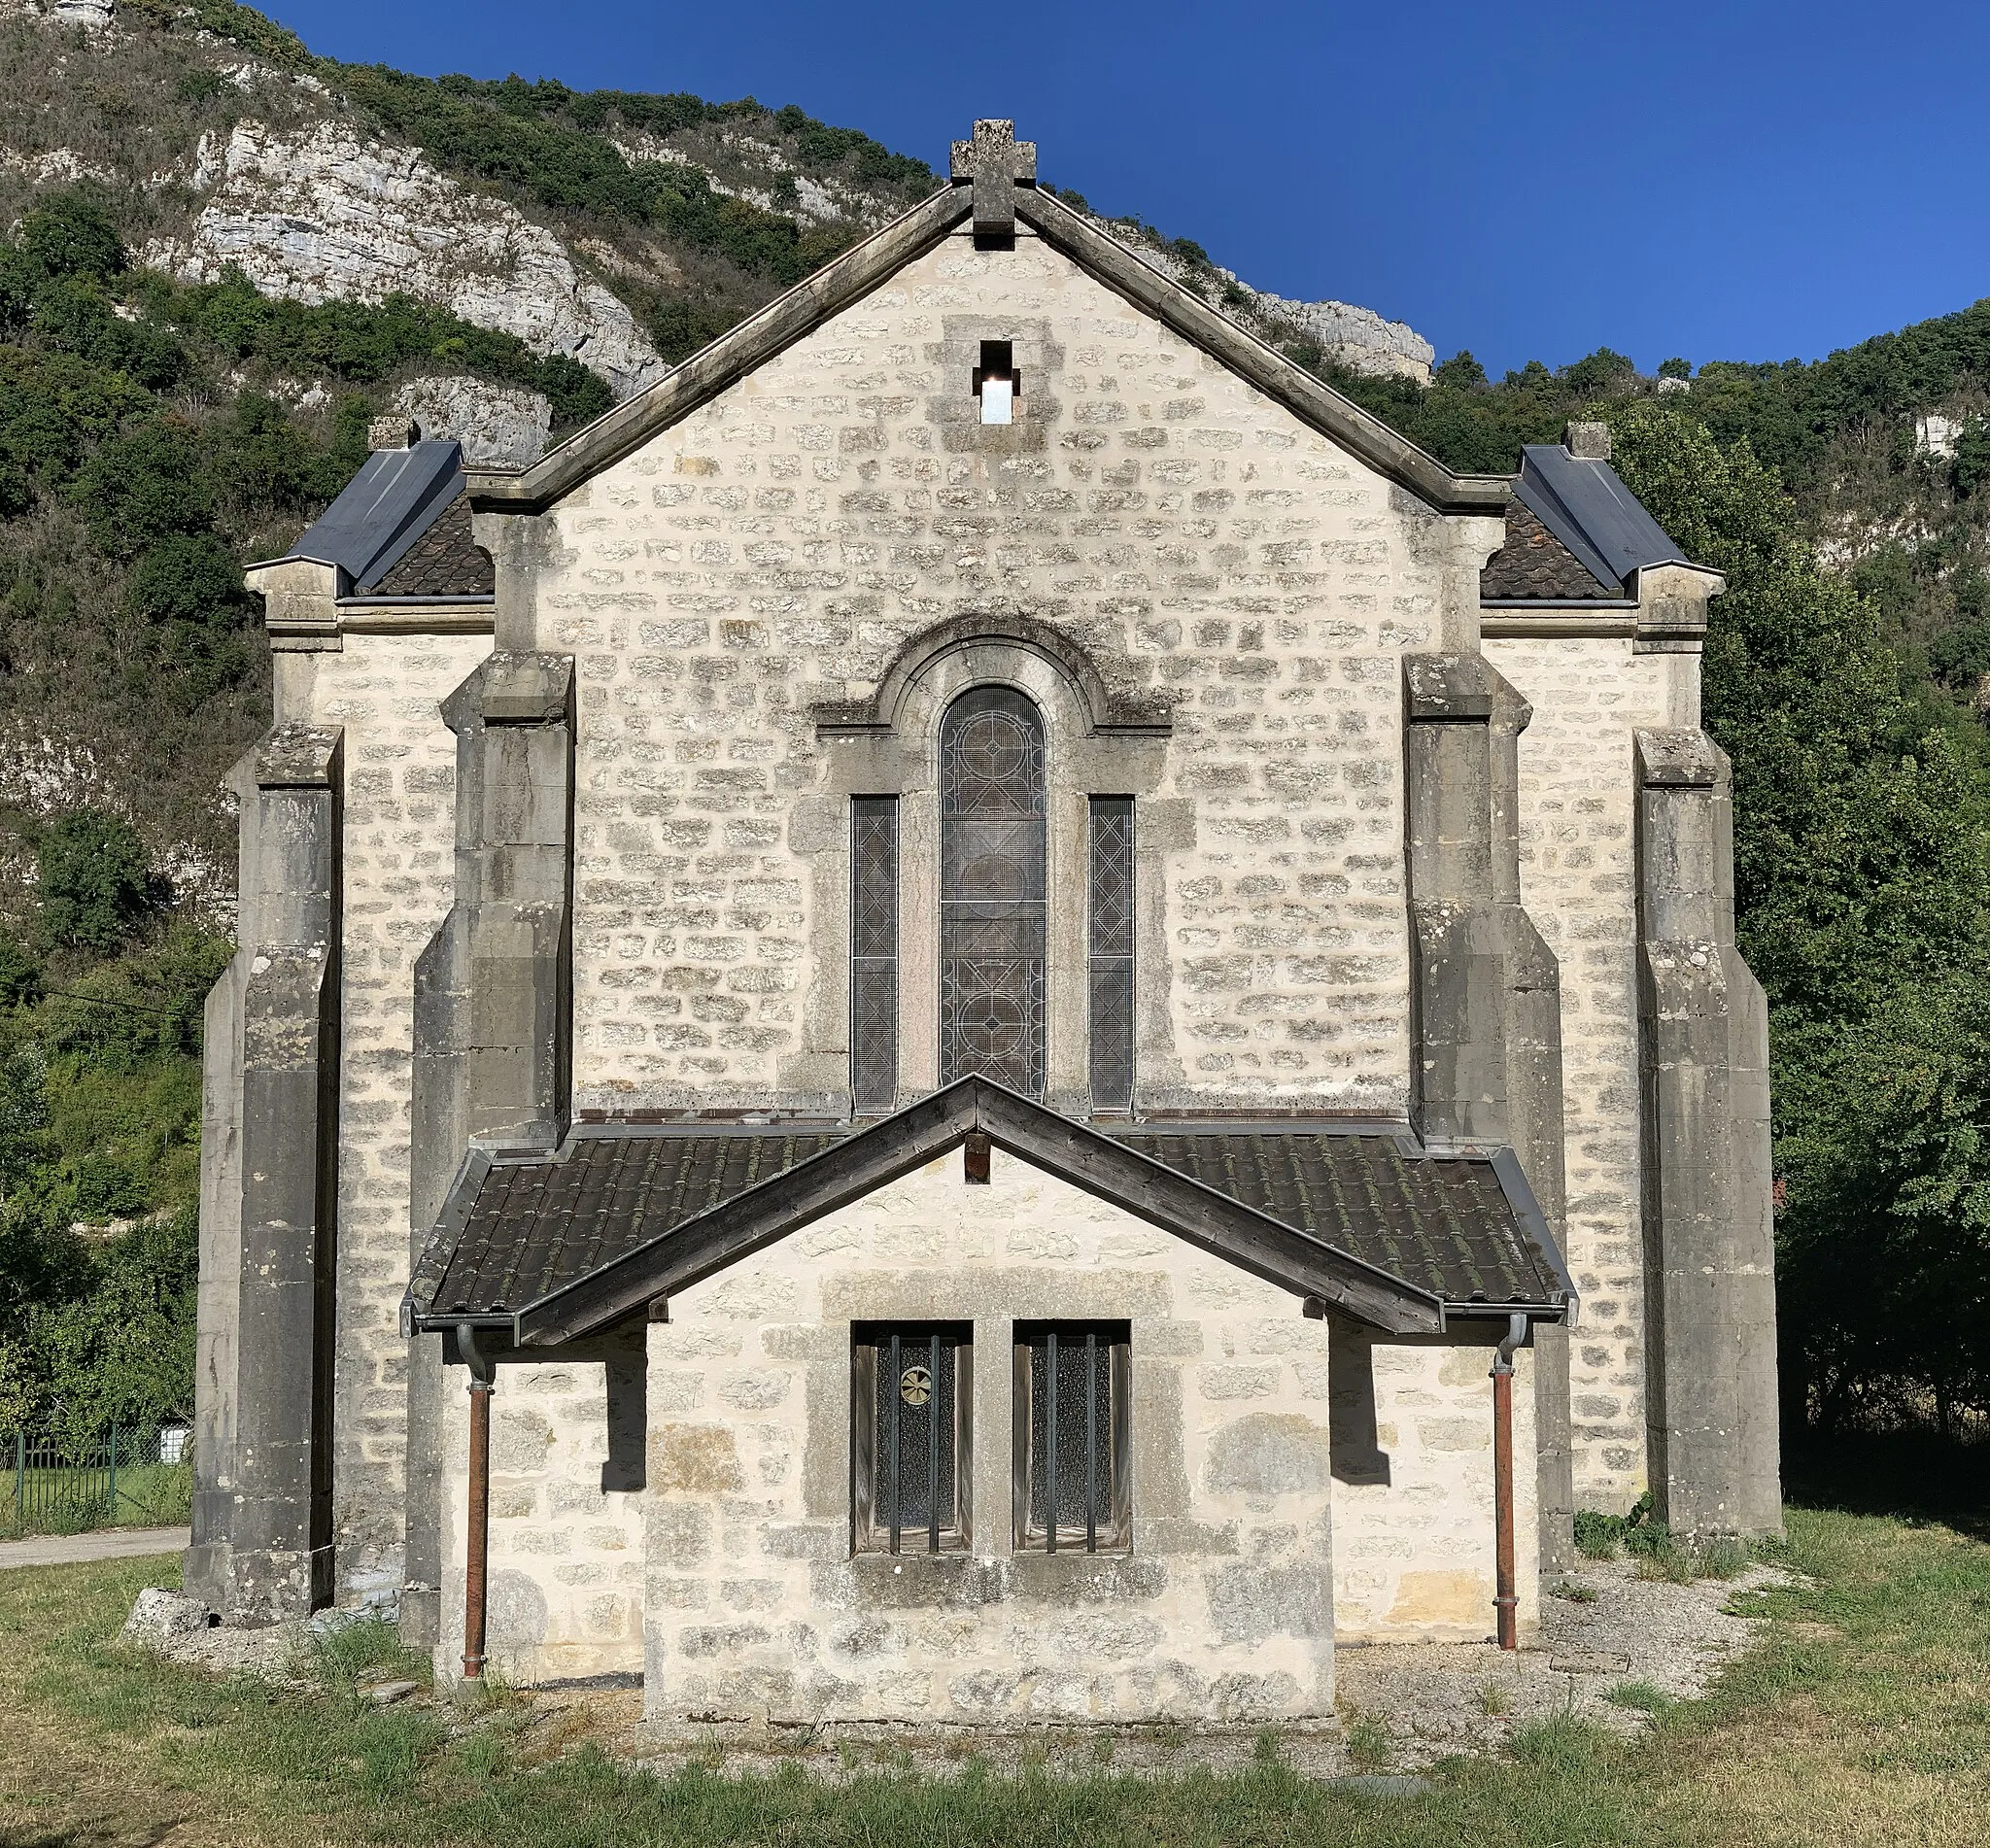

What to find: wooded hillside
left=1, top=0, right=1986, bottom=1452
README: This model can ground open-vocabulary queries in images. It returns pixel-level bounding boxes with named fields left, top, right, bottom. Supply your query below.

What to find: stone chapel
left=188, top=121, right=1781, bottom=1725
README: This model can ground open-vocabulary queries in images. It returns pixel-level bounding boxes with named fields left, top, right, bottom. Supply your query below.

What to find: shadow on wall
left=1784, top=1426, right=1990, bottom=1542
left=1328, top=1324, right=1392, bottom=1488
left=600, top=1345, right=646, bottom=1493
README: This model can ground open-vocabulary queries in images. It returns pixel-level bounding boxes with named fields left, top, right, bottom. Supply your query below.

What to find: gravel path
left=0, top=1525, right=188, bottom=1570
left=1334, top=1557, right=1787, bottom=1768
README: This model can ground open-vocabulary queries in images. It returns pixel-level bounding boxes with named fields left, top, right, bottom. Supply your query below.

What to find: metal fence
left=4, top=1426, right=193, bottom=1537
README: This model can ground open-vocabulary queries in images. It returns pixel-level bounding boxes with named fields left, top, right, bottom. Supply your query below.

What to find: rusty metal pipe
left=458, top=1322, right=497, bottom=1683
left=1492, top=1313, right=1527, bottom=1652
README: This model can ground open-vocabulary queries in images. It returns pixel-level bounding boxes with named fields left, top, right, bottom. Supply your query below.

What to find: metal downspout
left=1492, top=1312, right=1527, bottom=1651
left=457, top=1322, right=497, bottom=1682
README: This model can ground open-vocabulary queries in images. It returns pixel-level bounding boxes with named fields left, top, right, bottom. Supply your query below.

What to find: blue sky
left=262, top=0, right=1990, bottom=378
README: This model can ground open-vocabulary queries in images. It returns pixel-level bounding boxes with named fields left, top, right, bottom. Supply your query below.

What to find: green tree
left=15, top=191, right=124, bottom=286
left=1954, top=418, right=1990, bottom=499
left=0, top=1044, right=48, bottom=1198
left=1607, top=399, right=1990, bottom=1426
left=0, top=937, right=42, bottom=1009
left=35, top=810, right=156, bottom=955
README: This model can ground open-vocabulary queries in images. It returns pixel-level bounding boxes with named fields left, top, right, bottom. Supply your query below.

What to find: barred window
left=1013, top=1321, right=1131, bottom=1553
left=1087, top=797, right=1135, bottom=1111
left=940, top=687, right=1046, bottom=1097
left=852, top=1324, right=972, bottom=1554
left=849, top=797, right=899, bottom=1113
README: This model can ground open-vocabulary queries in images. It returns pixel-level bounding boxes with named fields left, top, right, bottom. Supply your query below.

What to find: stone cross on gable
left=950, top=119, right=1037, bottom=239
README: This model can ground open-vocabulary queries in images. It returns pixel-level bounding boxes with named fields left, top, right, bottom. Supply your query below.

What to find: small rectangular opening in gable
left=974, top=340, right=1018, bottom=425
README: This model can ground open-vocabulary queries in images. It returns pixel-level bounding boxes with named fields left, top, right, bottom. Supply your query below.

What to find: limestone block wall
left=637, top=1148, right=1338, bottom=1725
left=414, top=1149, right=1547, bottom=1700
left=534, top=227, right=1500, bottom=1119
left=1483, top=636, right=1687, bottom=1512
left=436, top=1346, right=648, bottom=1685
left=1330, top=1339, right=1538, bottom=1642
left=299, top=632, right=491, bottom=1603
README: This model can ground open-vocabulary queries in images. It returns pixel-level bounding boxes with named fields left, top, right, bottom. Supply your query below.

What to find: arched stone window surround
left=806, top=629, right=1175, bottom=1117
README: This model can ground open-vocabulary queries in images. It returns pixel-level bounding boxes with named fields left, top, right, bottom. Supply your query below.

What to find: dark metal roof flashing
left=400, top=1078, right=1573, bottom=1348
left=1513, top=443, right=1689, bottom=594
left=282, top=438, right=466, bottom=591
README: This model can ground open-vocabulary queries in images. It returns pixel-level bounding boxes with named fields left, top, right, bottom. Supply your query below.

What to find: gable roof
left=464, top=182, right=1512, bottom=518
left=401, top=1078, right=1573, bottom=1347
left=1510, top=442, right=1689, bottom=594
left=279, top=438, right=471, bottom=591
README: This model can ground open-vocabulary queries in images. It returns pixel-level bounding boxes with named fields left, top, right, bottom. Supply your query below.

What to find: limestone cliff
left=2, top=0, right=1440, bottom=460
left=143, top=120, right=669, bottom=400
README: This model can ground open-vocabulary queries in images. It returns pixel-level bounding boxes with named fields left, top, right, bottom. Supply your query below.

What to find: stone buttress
left=401, top=651, right=576, bottom=1643
left=1402, top=654, right=1575, bottom=1571
left=188, top=725, right=344, bottom=1622
left=1634, top=730, right=1781, bottom=1538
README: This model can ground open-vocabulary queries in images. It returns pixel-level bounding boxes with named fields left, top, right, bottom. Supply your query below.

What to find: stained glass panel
left=940, top=688, right=1046, bottom=1096
left=1088, top=798, right=1135, bottom=1111
left=849, top=798, right=899, bottom=1113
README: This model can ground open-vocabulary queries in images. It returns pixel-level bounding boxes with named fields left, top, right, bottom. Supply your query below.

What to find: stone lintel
left=1403, top=650, right=1495, bottom=721
left=254, top=723, right=342, bottom=790
left=1636, top=725, right=1725, bottom=789
left=480, top=652, right=575, bottom=724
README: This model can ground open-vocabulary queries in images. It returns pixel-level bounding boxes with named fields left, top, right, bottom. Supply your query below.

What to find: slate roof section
left=1480, top=498, right=1620, bottom=602
left=1109, top=1129, right=1566, bottom=1311
left=367, top=490, right=495, bottom=598
left=411, top=1131, right=845, bottom=1323
left=282, top=438, right=468, bottom=591
left=405, top=1083, right=1571, bottom=1343
left=1508, top=442, right=1688, bottom=595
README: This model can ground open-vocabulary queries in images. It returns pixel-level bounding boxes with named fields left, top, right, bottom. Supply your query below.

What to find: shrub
left=34, top=810, right=155, bottom=955
left=16, top=192, right=125, bottom=286
left=70, top=1152, right=146, bottom=1220
left=70, top=418, right=213, bottom=559
left=0, top=939, right=43, bottom=1009
left=1573, top=1508, right=1624, bottom=1559
left=1954, top=418, right=1990, bottom=499
left=125, top=532, right=254, bottom=702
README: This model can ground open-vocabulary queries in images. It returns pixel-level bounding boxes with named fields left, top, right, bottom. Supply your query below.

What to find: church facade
left=188, top=122, right=1781, bottom=1724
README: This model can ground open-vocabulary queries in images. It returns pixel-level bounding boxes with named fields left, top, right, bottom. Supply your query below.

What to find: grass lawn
left=0, top=1502, right=1986, bottom=1847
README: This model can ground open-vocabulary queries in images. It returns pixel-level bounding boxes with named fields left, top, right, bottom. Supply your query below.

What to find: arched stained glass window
left=940, top=687, right=1046, bottom=1097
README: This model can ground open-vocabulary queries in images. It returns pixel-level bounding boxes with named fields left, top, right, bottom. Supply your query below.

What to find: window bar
left=887, top=1331, right=902, bottom=1557
left=1045, top=1329, right=1058, bottom=1555
left=927, top=1331, right=942, bottom=1554
left=1085, top=1330, right=1098, bottom=1555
